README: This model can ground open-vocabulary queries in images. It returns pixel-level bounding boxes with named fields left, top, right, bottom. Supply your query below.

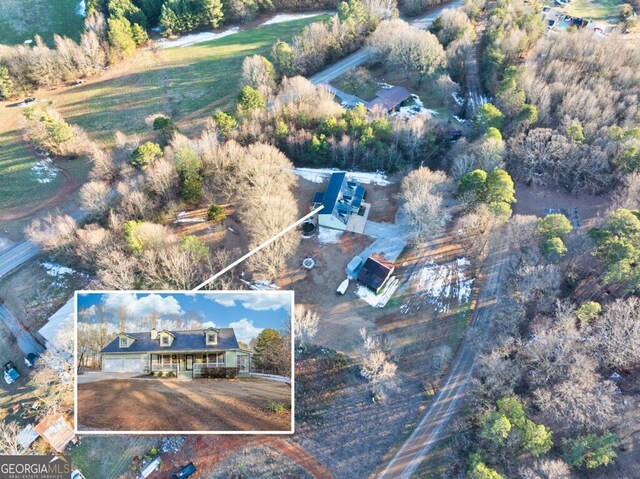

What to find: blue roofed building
left=313, top=172, right=370, bottom=233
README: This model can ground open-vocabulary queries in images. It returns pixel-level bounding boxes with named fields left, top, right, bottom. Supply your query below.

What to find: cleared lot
left=77, top=377, right=291, bottom=432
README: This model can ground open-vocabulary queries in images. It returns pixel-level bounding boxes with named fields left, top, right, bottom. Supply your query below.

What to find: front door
left=185, top=354, right=193, bottom=371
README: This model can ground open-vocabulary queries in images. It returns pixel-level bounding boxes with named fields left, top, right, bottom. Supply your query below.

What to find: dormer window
left=158, top=330, right=175, bottom=347
left=118, top=334, right=134, bottom=348
left=204, top=328, right=219, bottom=345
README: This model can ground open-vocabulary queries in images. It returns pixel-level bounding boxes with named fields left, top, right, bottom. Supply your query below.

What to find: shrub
left=576, top=301, right=601, bottom=325
left=267, top=401, right=288, bottom=415
left=131, top=141, right=162, bottom=169
left=167, top=371, right=175, bottom=377
left=157, top=371, right=163, bottom=377
left=207, top=204, right=226, bottom=222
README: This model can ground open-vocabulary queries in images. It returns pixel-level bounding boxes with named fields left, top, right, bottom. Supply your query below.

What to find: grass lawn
left=331, top=72, right=380, bottom=101
left=0, top=0, right=84, bottom=46
left=48, top=16, right=328, bottom=143
left=69, top=436, right=158, bottom=479
left=0, top=16, right=324, bottom=230
left=546, top=0, right=623, bottom=22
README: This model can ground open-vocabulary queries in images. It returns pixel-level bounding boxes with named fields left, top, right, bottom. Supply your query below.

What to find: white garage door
left=124, top=357, right=145, bottom=373
left=103, top=357, right=124, bottom=372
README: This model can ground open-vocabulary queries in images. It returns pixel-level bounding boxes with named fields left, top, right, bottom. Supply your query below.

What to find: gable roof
left=318, top=172, right=346, bottom=215
left=357, top=254, right=395, bottom=291
left=367, top=86, right=412, bottom=112
left=101, top=328, right=239, bottom=354
left=34, top=415, right=75, bottom=453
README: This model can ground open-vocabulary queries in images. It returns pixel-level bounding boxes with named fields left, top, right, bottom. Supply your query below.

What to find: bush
left=267, top=401, right=288, bottom=415
left=167, top=370, right=175, bottom=377
left=207, top=204, right=226, bottom=222
left=131, top=141, right=163, bottom=169
left=576, top=301, right=601, bottom=326
left=157, top=371, right=163, bottom=377
left=200, top=366, right=239, bottom=378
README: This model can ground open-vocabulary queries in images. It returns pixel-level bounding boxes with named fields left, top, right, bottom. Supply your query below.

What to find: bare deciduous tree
left=294, top=304, right=319, bottom=349
left=360, top=328, right=397, bottom=401
left=0, top=421, right=22, bottom=455
left=400, top=167, right=454, bottom=242
left=596, top=298, right=640, bottom=369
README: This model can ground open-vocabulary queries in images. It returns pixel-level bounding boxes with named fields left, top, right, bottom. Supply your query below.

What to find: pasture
left=0, top=0, right=84, bottom=46
left=0, top=16, right=325, bottom=231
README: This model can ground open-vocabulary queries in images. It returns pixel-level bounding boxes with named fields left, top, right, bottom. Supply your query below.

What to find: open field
left=0, top=0, right=84, bottom=46
left=545, top=0, right=623, bottom=21
left=70, top=436, right=159, bottom=479
left=40, top=16, right=328, bottom=142
left=0, top=16, right=324, bottom=235
left=77, top=377, right=292, bottom=432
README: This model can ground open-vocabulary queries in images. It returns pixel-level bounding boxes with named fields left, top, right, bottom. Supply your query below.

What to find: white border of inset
left=74, top=289, right=295, bottom=435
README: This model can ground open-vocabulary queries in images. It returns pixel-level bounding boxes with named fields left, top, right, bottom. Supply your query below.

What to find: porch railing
left=149, top=364, right=178, bottom=375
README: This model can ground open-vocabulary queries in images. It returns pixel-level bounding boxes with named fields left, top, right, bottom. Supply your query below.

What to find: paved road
left=0, top=305, right=44, bottom=357
left=0, top=205, right=95, bottom=281
left=309, top=0, right=464, bottom=89
left=0, top=240, right=41, bottom=279
left=378, top=236, right=508, bottom=479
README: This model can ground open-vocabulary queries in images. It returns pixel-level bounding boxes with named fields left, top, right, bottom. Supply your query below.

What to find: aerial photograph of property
left=75, top=291, right=293, bottom=434
left=0, top=0, right=639, bottom=476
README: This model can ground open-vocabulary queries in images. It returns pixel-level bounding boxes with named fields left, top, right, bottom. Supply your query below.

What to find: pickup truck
left=4, top=361, right=20, bottom=384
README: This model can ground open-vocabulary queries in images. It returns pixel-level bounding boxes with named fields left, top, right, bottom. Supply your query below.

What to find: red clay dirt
left=149, top=436, right=335, bottom=479
left=77, top=378, right=292, bottom=432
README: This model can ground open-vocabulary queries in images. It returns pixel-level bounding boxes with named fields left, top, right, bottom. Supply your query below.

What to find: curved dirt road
left=378, top=236, right=508, bottom=479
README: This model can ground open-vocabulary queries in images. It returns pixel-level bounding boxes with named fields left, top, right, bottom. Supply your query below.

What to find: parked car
left=71, top=470, right=86, bottom=479
left=172, top=462, right=196, bottom=479
left=24, top=353, right=38, bottom=368
left=23, top=97, right=36, bottom=104
left=4, top=361, right=20, bottom=384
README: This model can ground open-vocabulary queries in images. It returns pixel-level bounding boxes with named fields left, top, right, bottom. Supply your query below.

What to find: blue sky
left=77, top=291, right=292, bottom=343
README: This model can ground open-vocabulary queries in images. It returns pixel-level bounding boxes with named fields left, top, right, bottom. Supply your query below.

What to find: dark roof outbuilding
left=357, top=254, right=395, bottom=292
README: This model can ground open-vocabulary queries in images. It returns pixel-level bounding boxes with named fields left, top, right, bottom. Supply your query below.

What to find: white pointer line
left=193, top=206, right=323, bottom=291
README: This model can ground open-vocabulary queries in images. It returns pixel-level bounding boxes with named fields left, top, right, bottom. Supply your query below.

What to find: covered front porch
left=147, top=351, right=251, bottom=379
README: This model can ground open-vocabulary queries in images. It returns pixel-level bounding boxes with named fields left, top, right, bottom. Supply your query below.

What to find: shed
left=357, top=254, right=395, bottom=294
left=140, top=457, right=161, bottom=478
left=367, top=86, right=412, bottom=112
left=16, top=424, right=39, bottom=451
left=33, top=414, right=75, bottom=452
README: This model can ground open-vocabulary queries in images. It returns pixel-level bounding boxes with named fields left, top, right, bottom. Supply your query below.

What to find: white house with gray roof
left=313, top=172, right=370, bottom=233
left=100, top=327, right=251, bottom=378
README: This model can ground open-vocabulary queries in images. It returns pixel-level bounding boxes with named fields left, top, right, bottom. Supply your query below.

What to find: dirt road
left=378, top=235, right=508, bottom=478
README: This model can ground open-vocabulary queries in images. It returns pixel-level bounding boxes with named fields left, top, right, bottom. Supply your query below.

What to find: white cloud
left=102, top=293, right=184, bottom=318
left=202, top=320, right=217, bottom=328
left=210, top=292, right=292, bottom=312
left=229, top=318, right=263, bottom=344
left=214, top=296, right=238, bottom=307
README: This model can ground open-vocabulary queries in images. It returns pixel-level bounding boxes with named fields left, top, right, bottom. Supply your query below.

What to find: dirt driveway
left=77, top=377, right=292, bottom=432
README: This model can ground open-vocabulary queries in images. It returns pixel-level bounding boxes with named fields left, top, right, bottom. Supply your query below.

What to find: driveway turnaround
left=77, top=377, right=292, bottom=432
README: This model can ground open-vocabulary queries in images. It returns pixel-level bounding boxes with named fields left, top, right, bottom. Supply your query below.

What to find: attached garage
left=103, top=357, right=124, bottom=372
left=102, top=354, right=148, bottom=373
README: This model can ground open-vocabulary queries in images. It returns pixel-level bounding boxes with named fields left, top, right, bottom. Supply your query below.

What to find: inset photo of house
left=74, top=290, right=293, bottom=434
